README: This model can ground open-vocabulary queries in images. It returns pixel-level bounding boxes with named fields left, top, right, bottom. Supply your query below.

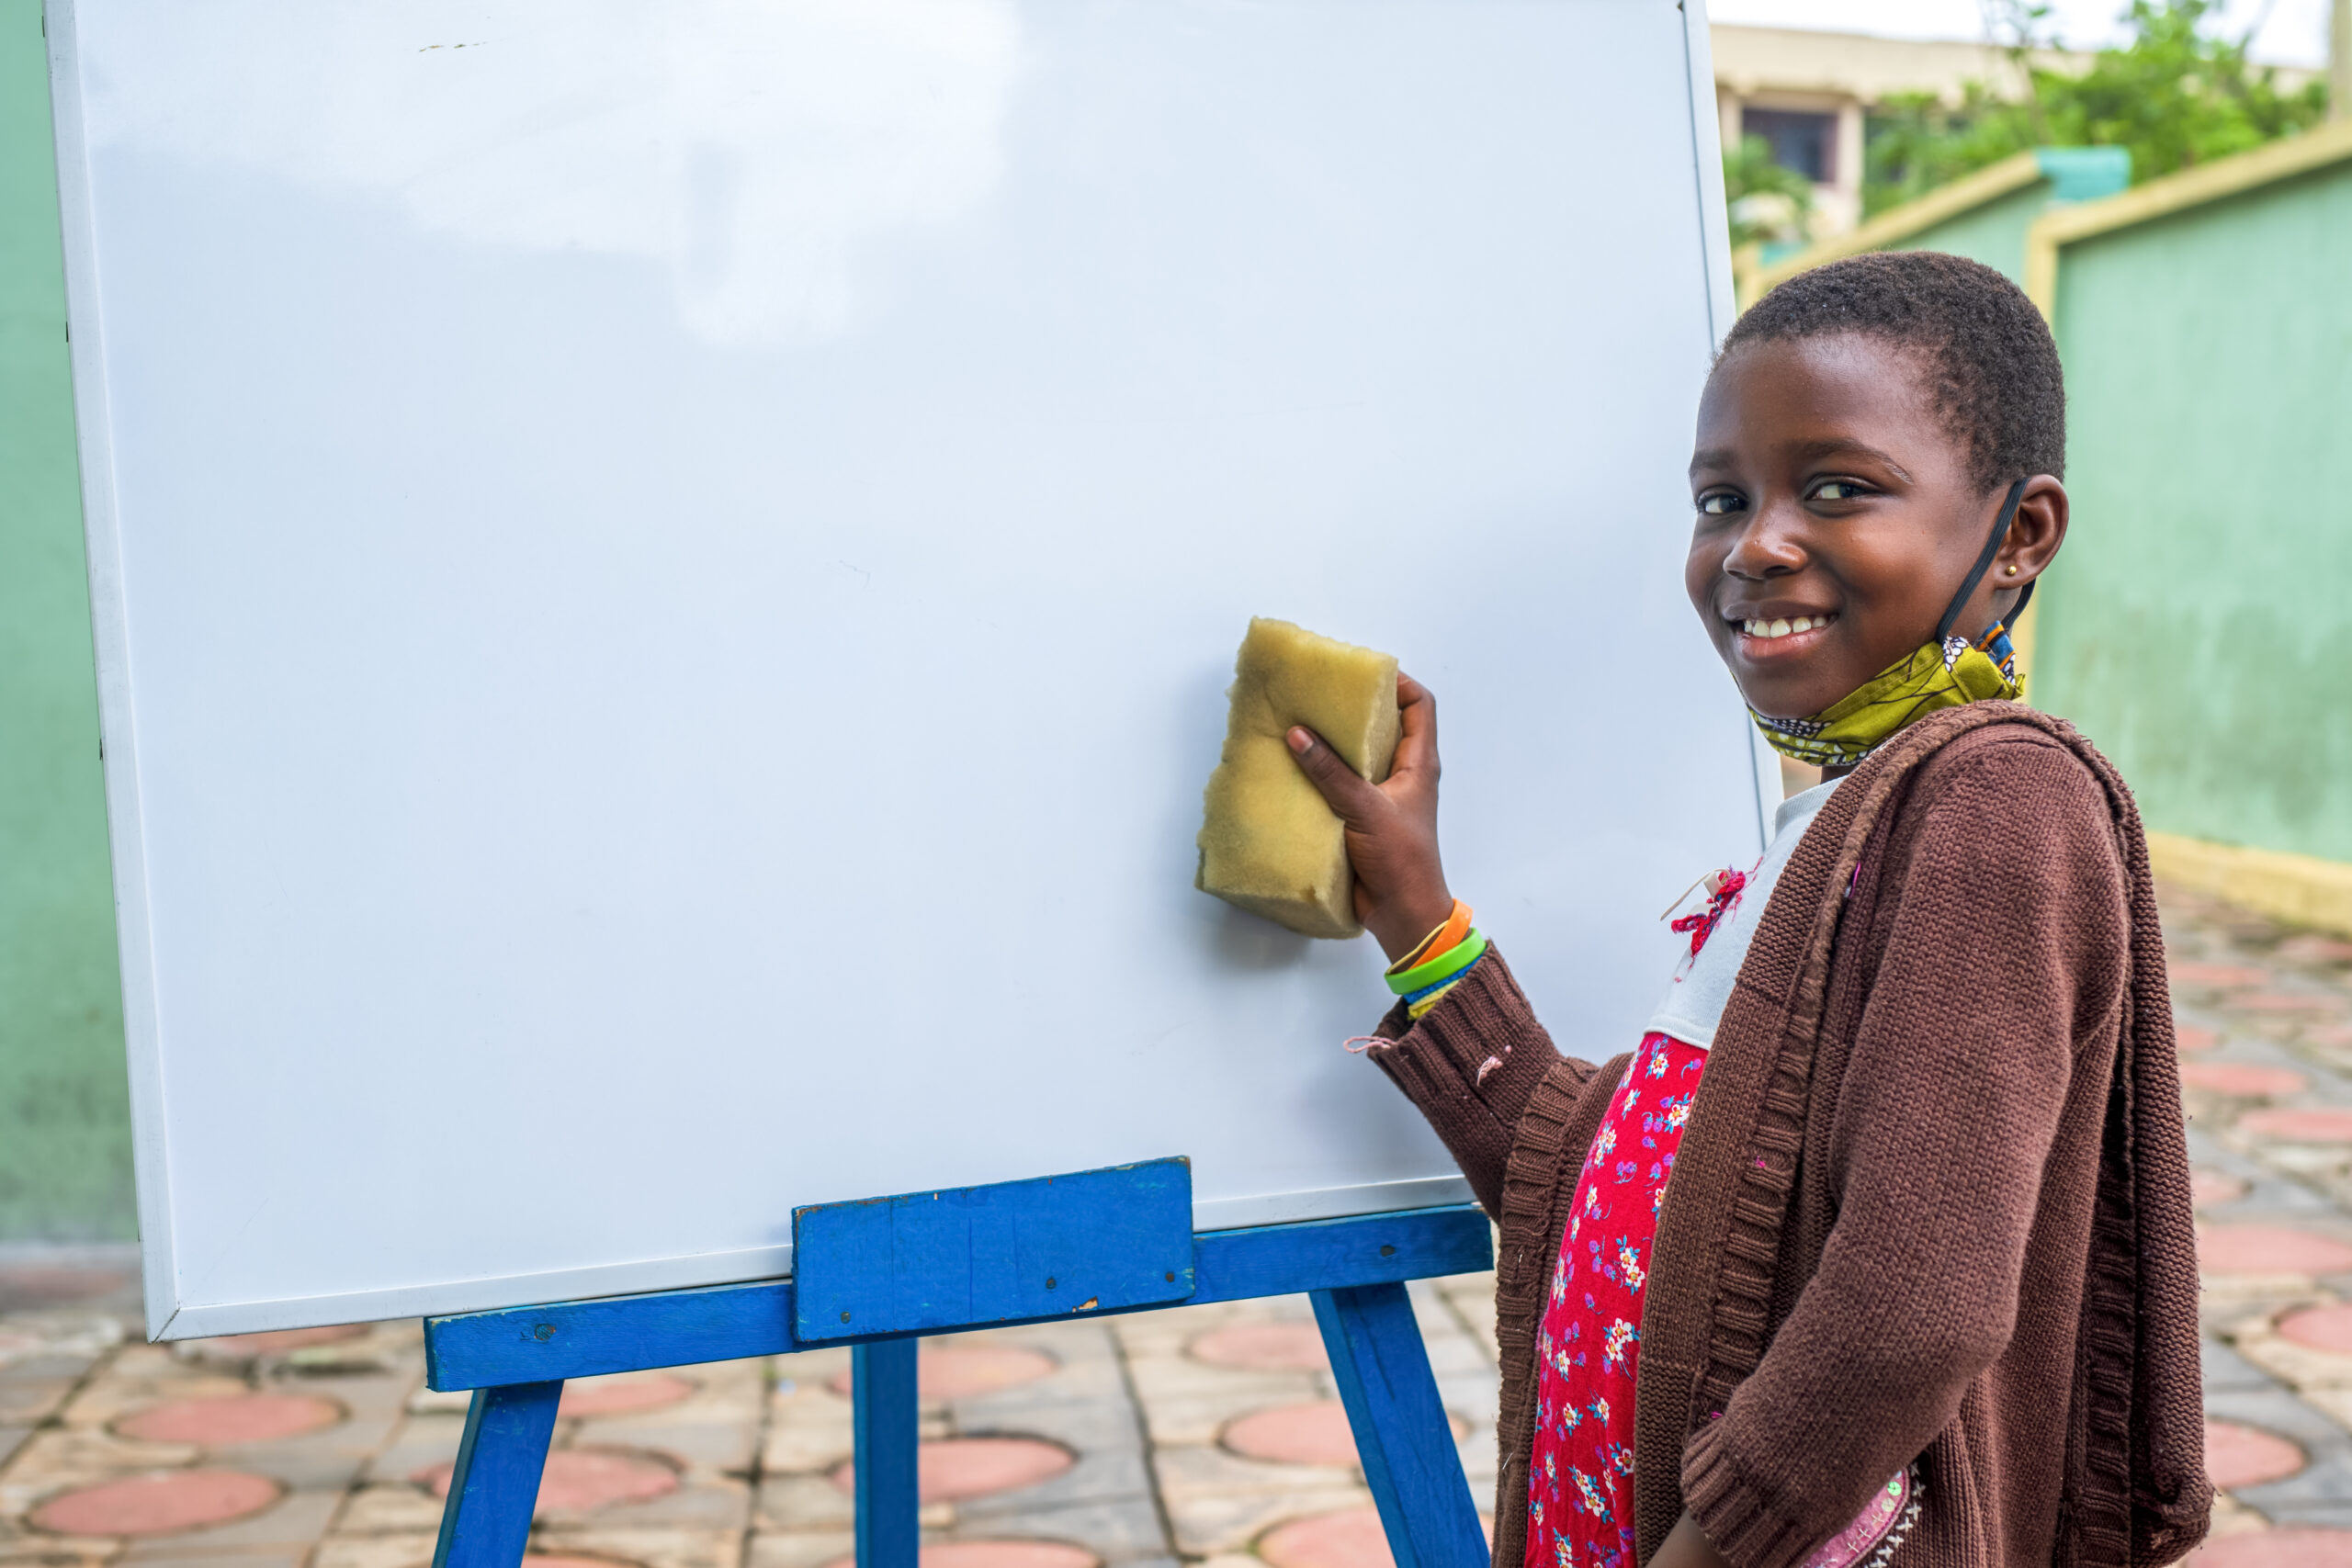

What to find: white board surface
left=50, top=0, right=1765, bottom=1340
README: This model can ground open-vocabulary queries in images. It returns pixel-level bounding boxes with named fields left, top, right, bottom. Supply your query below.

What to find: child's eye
left=1695, top=491, right=1744, bottom=517
left=1811, top=479, right=1871, bottom=502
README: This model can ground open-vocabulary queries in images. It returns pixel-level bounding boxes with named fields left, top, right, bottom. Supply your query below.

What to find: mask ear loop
left=1935, top=477, right=2033, bottom=647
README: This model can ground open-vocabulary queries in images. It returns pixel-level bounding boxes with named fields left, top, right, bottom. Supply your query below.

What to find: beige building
left=1711, top=24, right=2319, bottom=237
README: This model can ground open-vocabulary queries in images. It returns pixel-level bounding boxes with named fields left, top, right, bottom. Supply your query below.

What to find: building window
left=1743, top=109, right=1836, bottom=185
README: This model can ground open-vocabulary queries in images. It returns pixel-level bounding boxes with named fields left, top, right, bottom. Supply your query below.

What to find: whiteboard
left=49, top=0, right=1769, bottom=1340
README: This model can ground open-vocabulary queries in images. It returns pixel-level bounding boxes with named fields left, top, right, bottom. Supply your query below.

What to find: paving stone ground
left=6, top=881, right=2352, bottom=1567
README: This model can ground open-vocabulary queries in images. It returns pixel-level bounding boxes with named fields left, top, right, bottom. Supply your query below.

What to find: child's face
left=1684, top=333, right=2057, bottom=721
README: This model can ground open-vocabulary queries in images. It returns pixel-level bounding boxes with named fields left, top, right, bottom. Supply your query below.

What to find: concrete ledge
left=2149, top=831, right=2352, bottom=940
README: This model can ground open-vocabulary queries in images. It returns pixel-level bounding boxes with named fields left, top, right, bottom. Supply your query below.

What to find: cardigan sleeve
left=1363, top=944, right=1609, bottom=1217
left=1680, top=734, right=2131, bottom=1568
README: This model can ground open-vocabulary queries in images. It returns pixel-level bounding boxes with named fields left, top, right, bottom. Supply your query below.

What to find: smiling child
left=1288, top=253, right=2211, bottom=1568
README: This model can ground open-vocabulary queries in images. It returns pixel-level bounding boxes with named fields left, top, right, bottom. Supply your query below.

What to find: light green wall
left=0, top=0, right=133, bottom=1239
left=2035, top=156, right=2352, bottom=863
left=1896, top=179, right=2054, bottom=283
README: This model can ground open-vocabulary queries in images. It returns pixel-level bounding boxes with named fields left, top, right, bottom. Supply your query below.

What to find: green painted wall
left=0, top=0, right=133, bottom=1239
left=2035, top=155, right=2352, bottom=863
left=1881, top=152, right=2131, bottom=284
left=1897, top=179, right=2054, bottom=283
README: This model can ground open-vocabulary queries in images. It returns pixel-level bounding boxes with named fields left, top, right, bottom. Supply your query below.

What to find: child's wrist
left=1373, top=889, right=1458, bottom=964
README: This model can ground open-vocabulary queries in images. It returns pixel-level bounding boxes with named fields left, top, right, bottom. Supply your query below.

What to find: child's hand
left=1651, top=1511, right=1733, bottom=1568
left=1284, top=673, right=1453, bottom=964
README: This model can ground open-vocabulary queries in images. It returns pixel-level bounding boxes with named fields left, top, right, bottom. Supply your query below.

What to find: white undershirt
left=1643, top=775, right=1844, bottom=1051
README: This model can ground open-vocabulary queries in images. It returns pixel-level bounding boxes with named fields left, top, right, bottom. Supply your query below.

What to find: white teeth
left=1739, top=614, right=1834, bottom=640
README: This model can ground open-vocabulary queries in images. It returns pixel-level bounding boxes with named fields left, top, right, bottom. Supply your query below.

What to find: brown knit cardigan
left=1367, top=705, right=2210, bottom=1568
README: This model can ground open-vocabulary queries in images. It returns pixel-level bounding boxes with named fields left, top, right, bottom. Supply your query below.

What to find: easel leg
left=430, top=1381, right=563, bottom=1568
left=1314, top=1283, right=1489, bottom=1568
left=853, top=1339, right=920, bottom=1568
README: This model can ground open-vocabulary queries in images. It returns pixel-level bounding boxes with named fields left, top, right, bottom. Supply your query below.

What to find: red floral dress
left=1526, top=1030, right=1703, bottom=1568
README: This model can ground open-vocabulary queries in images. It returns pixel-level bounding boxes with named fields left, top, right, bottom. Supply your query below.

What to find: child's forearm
left=1358, top=946, right=1620, bottom=1216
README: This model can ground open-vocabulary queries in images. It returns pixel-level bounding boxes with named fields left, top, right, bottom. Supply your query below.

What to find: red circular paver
left=2199, top=1226, right=2352, bottom=1275
left=831, top=1438, right=1074, bottom=1503
left=2240, top=1109, right=2352, bottom=1145
left=559, top=1374, right=695, bottom=1418
left=1261, top=1506, right=1393, bottom=1568
left=821, top=1544, right=1097, bottom=1568
left=826, top=1346, right=1057, bottom=1402
left=30, top=1471, right=281, bottom=1536
left=418, top=1450, right=678, bottom=1513
left=2188, top=1527, right=2352, bottom=1565
left=2233, top=994, right=2341, bottom=1014
left=2205, top=1419, right=2304, bottom=1488
left=2278, top=1303, right=2352, bottom=1354
left=2180, top=1063, right=2309, bottom=1097
left=1223, top=1401, right=1467, bottom=1467
left=2309, top=1026, right=2352, bottom=1048
left=524, top=1558, right=641, bottom=1568
left=2191, top=1169, right=2248, bottom=1209
left=116, top=1394, right=343, bottom=1446
left=2177, top=1026, right=2221, bottom=1052
left=2173, top=964, right=2271, bottom=988
left=1189, top=1323, right=1328, bottom=1371
left=197, top=1325, right=368, bottom=1357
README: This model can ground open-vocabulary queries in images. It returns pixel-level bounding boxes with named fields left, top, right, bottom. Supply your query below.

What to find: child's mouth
left=1731, top=612, right=1838, bottom=656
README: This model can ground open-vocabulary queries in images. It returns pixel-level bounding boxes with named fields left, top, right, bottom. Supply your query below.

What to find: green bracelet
left=1386, top=930, right=1488, bottom=997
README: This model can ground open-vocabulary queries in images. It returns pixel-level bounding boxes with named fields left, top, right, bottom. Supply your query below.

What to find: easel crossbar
left=424, top=1203, right=1491, bottom=1392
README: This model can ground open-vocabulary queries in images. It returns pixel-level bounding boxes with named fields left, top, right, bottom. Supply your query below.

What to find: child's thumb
left=1286, top=728, right=1379, bottom=825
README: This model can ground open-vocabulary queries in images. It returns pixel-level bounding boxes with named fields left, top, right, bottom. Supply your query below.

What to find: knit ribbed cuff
left=1679, top=1418, right=1821, bottom=1568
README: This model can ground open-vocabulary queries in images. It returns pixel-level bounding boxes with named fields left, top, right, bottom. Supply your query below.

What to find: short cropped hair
left=1723, top=251, right=2065, bottom=491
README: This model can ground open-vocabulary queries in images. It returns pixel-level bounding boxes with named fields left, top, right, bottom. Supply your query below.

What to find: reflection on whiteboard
left=84, top=0, right=1021, bottom=343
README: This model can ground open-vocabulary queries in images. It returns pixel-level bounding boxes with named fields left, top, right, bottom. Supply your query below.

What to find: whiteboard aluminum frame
left=46, top=0, right=1760, bottom=1340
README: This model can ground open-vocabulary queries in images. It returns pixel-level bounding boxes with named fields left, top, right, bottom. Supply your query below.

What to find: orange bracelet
left=1389, top=899, right=1472, bottom=975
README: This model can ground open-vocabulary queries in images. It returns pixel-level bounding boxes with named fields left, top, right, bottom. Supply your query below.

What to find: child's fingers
left=1285, top=727, right=1384, bottom=825
left=1393, top=674, right=1441, bottom=781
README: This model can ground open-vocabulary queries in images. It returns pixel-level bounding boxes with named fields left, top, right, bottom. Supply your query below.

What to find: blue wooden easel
left=423, top=1157, right=1491, bottom=1568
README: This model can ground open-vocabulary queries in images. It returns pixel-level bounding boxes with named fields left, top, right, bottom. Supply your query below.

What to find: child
left=1287, top=253, right=2210, bottom=1568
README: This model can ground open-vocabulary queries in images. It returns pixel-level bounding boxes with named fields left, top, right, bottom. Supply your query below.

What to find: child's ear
left=1999, top=476, right=2068, bottom=589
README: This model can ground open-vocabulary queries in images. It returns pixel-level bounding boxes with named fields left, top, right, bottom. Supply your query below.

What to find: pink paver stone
left=2309, top=1026, right=2352, bottom=1048
left=2205, top=1420, right=2305, bottom=1488
left=2233, top=993, right=2341, bottom=1014
left=1223, top=1401, right=1468, bottom=1468
left=2190, top=1169, right=2248, bottom=1210
left=524, top=1558, right=642, bottom=1568
left=826, top=1345, right=1057, bottom=1401
left=2179, top=1062, right=2308, bottom=1097
left=2177, top=1027, right=2221, bottom=1052
left=559, top=1374, right=696, bottom=1418
left=0, top=1267, right=129, bottom=1312
left=1188, top=1322, right=1329, bottom=1371
left=116, top=1393, right=343, bottom=1446
left=822, top=1544, right=1097, bottom=1568
left=30, top=1470, right=281, bottom=1536
left=2278, top=1303, right=2352, bottom=1355
left=418, top=1450, right=678, bottom=1512
left=2172, top=964, right=2271, bottom=988
left=2199, top=1225, right=2352, bottom=1276
left=198, top=1325, right=368, bottom=1357
left=1261, top=1506, right=1395, bottom=1568
left=2240, top=1108, right=2352, bottom=1145
left=2188, top=1527, right=2352, bottom=1565
left=831, top=1438, right=1074, bottom=1503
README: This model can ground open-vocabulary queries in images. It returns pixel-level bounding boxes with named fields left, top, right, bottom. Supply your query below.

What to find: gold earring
left=2004, top=565, right=2019, bottom=576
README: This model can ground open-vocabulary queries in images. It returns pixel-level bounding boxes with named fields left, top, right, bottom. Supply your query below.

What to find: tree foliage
left=1724, top=133, right=1815, bottom=250
left=1863, top=0, right=2330, bottom=218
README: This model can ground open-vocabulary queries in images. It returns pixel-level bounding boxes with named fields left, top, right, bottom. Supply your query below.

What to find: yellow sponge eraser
left=1195, top=617, right=1401, bottom=939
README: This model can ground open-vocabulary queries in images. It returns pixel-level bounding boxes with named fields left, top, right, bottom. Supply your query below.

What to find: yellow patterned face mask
left=1749, top=479, right=2031, bottom=770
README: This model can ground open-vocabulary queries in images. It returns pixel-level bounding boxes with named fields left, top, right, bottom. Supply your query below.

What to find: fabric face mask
left=1750, top=478, right=2032, bottom=771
